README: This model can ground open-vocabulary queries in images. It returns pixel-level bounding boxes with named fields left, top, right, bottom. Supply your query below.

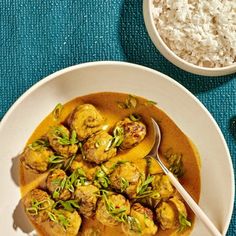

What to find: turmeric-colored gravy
left=20, top=92, right=201, bottom=236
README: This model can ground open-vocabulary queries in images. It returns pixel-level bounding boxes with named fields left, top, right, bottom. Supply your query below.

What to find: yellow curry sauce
left=20, top=92, right=201, bottom=236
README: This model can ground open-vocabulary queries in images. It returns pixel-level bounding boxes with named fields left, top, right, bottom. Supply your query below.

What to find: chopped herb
left=48, top=210, right=71, bottom=230
left=129, top=113, right=141, bottom=121
left=79, top=142, right=86, bottom=159
left=126, top=95, right=137, bottom=108
left=74, top=176, right=90, bottom=187
left=57, top=212, right=71, bottom=230
left=65, top=168, right=87, bottom=192
left=101, top=164, right=110, bottom=174
left=95, top=140, right=100, bottom=148
left=120, top=177, right=129, bottom=192
left=70, top=130, right=78, bottom=145
left=94, top=169, right=110, bottom=188
left=63, top=154, right=76, bottom=172
left=145, top=100, right=157, bottom=106
left=26, top=198, right=51, bottom=215
left=52, top=103, right=63, bottom=120
left=104, top=138, right=114, bottom=151
left=28, top=139, right=49, bottom=151
left=110, top=160, right=128, bottom=171
left=134, top=190, right=160, bottom=199
left=117, top=95, right=138, bottom=109
left=51, top=178, right=62, bottom=186
left=112, top=126, right=124, bottom=147
left=126, top=216, right=142, bottom=234
left=102, top=192, right=127, bottom=223
left=52, top=127, right=78, bottom=146
left=26, top=207, right=38, bottom=216
left=52, top=177, right=67, bottom=199
left=48, top=155, right=64, bottom=164
left=136, top=175, right=154, bottom=196
left=53, top=200, right=80, bottom=212
left=53, top=187, right=61, bottom=199
left=179, top=213, right=192, bottom=232
left=48, top=211, right=57, bottom=222
left=117, top=102, right=127, bottom=109
left=164, top=149, right=184, bottom=178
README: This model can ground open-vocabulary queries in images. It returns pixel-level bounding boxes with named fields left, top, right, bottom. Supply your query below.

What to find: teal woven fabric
left=0, top=0, right=235, bottom=234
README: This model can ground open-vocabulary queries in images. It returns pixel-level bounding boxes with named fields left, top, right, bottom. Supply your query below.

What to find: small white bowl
left=143, top=0, right=236, bottom=77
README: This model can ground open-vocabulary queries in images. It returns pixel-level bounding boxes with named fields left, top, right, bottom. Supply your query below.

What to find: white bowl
left=143, top=0, right=236, bottom=77
left=0, top=61, right=234, bottom=235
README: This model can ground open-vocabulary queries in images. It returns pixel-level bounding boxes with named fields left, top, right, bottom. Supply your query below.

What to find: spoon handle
left=166, top=171, right=222, bottom=236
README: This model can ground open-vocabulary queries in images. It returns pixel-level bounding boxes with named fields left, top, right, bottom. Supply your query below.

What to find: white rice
left=152, top=0, right=236, bottom=68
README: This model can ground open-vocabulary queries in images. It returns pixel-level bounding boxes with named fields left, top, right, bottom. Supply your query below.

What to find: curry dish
left=20, top=92, right=201, bottom=236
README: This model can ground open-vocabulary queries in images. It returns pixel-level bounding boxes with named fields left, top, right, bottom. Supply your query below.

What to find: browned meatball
left=83, top=131, right=117, bottom=164
left=46, top=125, right=78, bottom=158
left=156, top=201, right=178, bottom=230
left=114, top=118, right=146, bottom=149
left=152, top=174, right=174, bottom=200
left=48, top=209, right=82, bottom=236
left=74, top=184, right=99, bottom=218
left=21, top=145, right=53, bottom=173
left=46, top=169, right=71, bottom=201
left=68, top=104, right=104, bottom=141
left=122, top=203, right=157, bottom=235
left=24, top=189, right=53, bottom=224
left=110, top=162, right=141, bottom=198
left=96, top=193, right=130, bottom=227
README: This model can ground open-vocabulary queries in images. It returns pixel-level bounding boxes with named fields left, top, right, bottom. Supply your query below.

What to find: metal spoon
left=147, top=118, right=222, bottom=236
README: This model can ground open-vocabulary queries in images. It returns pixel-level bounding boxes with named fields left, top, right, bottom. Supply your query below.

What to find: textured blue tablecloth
left=0, top=0, right=235, bottom=234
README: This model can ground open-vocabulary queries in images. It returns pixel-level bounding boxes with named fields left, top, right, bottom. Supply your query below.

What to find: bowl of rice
left=143, top=0, right=236, bottom=76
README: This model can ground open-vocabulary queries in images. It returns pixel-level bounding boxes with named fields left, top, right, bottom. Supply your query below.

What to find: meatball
left=68, top=104, right=104, bottom=141
left=48, top=209, right=82, bottom=236
left=21, top=145, right=53, bottom=173
left=156, top=201, right=178, bottom=230
left=156, top=196, right=191, bottom=231
left=74, top=184, right=99, bottom=218
left=69, top=154, right=97, bottom=181
left=169, top=196, right=188, bottom=216
left=46, top=125, right=78, bottom=158
left=152, top=174, right=174, bottom=199
left=24, top=189, right=53, bottom=224
left=96, top=193, right=130, bottom=227
left=46, top=169, right=71, bottom=201
left=122, top=203, right=157, bottom=236
left=114, top=118, right=146, bottom=149
left=110, top=162, right=141, bottom=198
left=83, top=131, right=117, bottom=164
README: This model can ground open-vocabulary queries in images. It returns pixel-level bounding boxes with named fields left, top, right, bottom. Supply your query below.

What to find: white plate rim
left=0, top=61, right=234, bottom=234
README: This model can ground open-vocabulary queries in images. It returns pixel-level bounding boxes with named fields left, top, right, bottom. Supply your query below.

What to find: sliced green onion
left=48, top=211, right=58, bottom=222
left=70, top=130, right=78, bottom=145
left=179, top=213, right=192, bottom=232
left=136, top=175, right=154, bottom=196
left=78, top=142, right=86, bottom=159
left=126, top=95, right=137, bottom=109
left=26, top=207, right=38, bottom=215
left=63, top=154, right=76, bottom=172
left=52, top=103, right=63, bottom=120
left=129, top=113, right=141, bottom=121
left=49, top=155, right=64, bottom=164
left=53, top=200, right=80, bottom=213
left=28, top=139, right=49, bottom=151
left=120, top=177, right=129, bottom=192
left=144, top=100, right=157, bottom=106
